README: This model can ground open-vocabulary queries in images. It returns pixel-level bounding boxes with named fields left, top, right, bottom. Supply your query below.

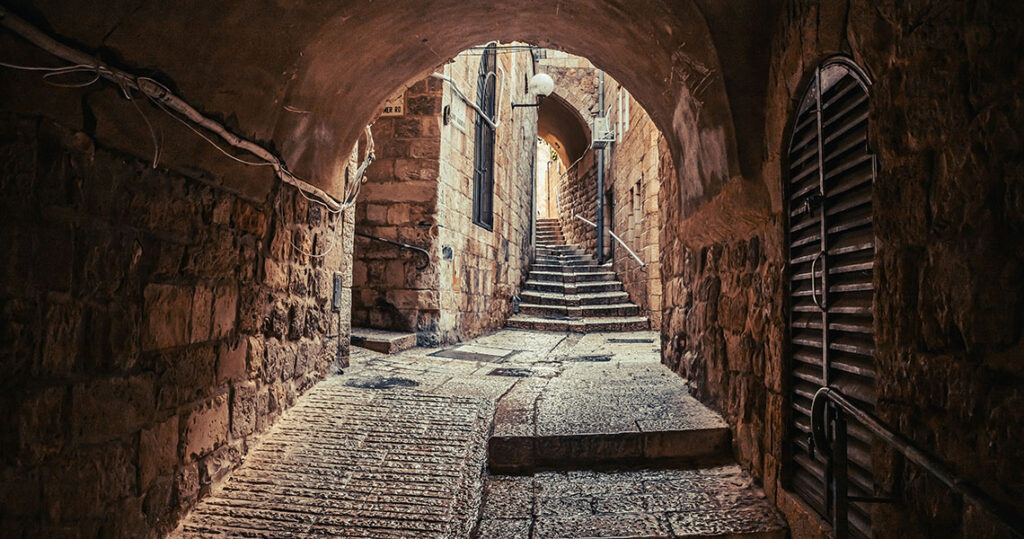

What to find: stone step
left=523, top=280, right=623, bottom=294
left=489, top=342, right=728, bottom=472
left=536, top=249, right=585, bottom=257
left=528, top=270, right=618, bottom=283
left=476, top=466, right=786, bottom=538
left=530, top=263, right=610, bottom=273
left=520, top=289, right=630, bottom=306
left=520, top=302, right=640, bottom=317
left=505, top=314, right=648, bottom=332
left=535, top=255, right=597, bottom=265
left=349, top=327, right=417, bottom=354
left=532, top=249, right=581, bottom=258
left=488, top=427, right=729, bottom=472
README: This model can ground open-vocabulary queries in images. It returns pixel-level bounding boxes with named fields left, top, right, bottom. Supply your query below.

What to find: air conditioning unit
left=591, top=116, right=615, bottom=149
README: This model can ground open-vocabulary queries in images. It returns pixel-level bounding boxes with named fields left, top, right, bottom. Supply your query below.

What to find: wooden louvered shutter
left=785, top=58, right=876, bottom=539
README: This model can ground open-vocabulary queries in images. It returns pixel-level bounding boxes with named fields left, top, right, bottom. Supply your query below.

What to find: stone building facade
left=0, top=113, right=354, bottom=536
left=602, top=82, right=667, bottom=330
left=657, top=2, right=1024, bottom=537
left=352, top=45, right=538, bottom=345
left=436, top=46, right=538, bottom=343
left=352, top=79, right=444, bottom=343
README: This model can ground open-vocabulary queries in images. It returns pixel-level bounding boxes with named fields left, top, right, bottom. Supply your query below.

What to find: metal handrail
left=810, top=387, right=1024, bottom=538
left=354, top=232, right=430, bottom=270
left=573, top=214, right=645, bottom=268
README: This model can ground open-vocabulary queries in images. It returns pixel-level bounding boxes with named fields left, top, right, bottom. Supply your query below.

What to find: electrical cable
left=127, top=91, right=161, bottom=168
left=0, top=7, right=347, bottom=212
left=1, top=7, right=380, bottom=255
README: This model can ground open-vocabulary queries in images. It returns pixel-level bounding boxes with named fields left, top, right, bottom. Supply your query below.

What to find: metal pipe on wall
left=596, top=71, right=605, bottom=264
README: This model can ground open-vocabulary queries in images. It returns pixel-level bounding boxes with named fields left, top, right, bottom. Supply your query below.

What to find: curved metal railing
left=810, top=387, right=1024, bottom=538
left=573, top=214, right=645, bottom=268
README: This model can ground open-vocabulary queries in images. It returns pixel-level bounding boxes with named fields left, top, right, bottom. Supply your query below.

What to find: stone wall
left=535, top=145, right=562, bottom=219
left=660, top=1, right=1024, bottom=537
left=603, top=82, right=666, bottom=329
left=437, top=46, right=538, bottom=342
left=554, top=153, right=599, bottom=254
left=539, top=56, right=601, bottom=255
left=0, top=113, right=351, bottom=537
left=353, top=80, right=443, bottom=344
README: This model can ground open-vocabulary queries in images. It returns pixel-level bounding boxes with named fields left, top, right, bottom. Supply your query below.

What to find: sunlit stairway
left=507, top=218, right=649, bottom=332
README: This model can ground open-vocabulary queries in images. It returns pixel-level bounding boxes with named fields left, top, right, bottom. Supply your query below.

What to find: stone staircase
left=507, top=218, right=649, bottom=332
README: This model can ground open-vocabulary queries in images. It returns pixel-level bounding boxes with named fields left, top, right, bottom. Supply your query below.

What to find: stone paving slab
left=173, top=380, right=493, bottom=538
left=489, top=331, right=730, bottom=472
left=174, top=329, right=783, bottom=538
left=475, top=465, right=787, bottom=538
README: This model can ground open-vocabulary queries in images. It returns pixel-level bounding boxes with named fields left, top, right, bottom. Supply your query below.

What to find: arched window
left=785, top=57, right=876, bottom=539
left=472, top=44, right=497, bottom=229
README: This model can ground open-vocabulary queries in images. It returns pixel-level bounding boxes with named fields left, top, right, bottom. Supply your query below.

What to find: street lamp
left=512, top=73, right=555, bottom=109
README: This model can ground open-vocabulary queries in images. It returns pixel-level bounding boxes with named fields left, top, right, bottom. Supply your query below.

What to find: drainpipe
left=596, top=71, right=605, bottom=264
left=529, top=52, right=538, bottom=264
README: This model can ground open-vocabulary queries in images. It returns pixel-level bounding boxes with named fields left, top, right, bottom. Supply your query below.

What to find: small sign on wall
left=381, top=91, right=405, bottom=116
left=450, top=93, right=467, bottom=132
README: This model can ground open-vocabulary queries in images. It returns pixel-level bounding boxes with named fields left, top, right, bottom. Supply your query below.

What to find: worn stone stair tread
left=350, top=327, right=418, bottom=354
left=529, top=271, right=617, bottom=278
left=524, top=280, right=622, bottom=288
left=519, top=302, right=639, bottom=313
left=506, top=315, right=649, bottom=332
left=521, top=290, right=629, bottom=300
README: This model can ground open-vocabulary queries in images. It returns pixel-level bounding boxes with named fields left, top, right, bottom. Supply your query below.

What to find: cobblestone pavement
left=476, top=466, right=786, bottom=538
left=173, top=381, right=493, bottom=537
left=174, top=329, right=785, bottom=538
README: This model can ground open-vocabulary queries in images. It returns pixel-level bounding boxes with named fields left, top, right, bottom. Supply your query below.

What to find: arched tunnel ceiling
left=1, top=0, right=781, bottom=212
left=538, top=93, right=590, bottom=167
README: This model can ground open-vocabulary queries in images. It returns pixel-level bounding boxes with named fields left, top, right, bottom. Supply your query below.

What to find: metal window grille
left=472, top=44, right=497, bottom=230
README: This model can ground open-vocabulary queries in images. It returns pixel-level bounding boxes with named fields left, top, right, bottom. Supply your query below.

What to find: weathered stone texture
left=353, top=78, right=443, bottom=343
left=658, top=0, right=1024, bottom=536
left=354, top=48, right=536, bottom=346
left=555, top=154, right=599, bottom=253
left=0, top=113, right=351, bottom=537
left=603, top=81, right=666, bottom=329
left=435, top=47, right=537, bottom=343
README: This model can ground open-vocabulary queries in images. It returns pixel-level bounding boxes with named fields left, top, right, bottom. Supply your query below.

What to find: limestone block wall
left=659, top=1, right=1024, bottom=536
left=537, top=60, right=600, bottom=120
left=353, top=79, right=443, bottom=344
left=603, top=82, right=666, bottom=329
left=437, top=46, right=537, bottom=342
left=539, top=59, right=601, bottom=255
left=0, top=113, right=351, bottom=537
left=554, top=153, right=599, bottom=253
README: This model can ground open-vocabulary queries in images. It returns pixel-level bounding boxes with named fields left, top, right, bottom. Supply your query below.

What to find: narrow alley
left=2, top=2, right=1022, bottom=538
left=175, top=328, right=784, bottom=538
